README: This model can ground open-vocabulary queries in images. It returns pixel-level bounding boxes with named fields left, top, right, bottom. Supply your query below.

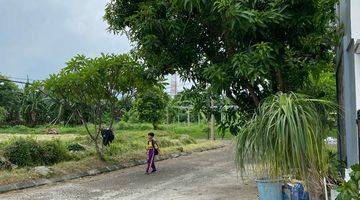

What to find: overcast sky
left=0, top=0, right=132, bottom=81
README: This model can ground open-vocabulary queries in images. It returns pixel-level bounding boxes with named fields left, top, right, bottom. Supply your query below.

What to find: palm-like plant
left=236, top=92, right=333, bottom=198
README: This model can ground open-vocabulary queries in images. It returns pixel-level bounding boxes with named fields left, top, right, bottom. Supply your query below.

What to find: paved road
left=0, top=144, right=258, bottom=200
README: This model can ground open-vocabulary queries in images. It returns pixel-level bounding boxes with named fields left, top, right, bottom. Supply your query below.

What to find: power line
left=7, top=76, right=39, bottom=82
left=0, top=78, right=29, bottom=85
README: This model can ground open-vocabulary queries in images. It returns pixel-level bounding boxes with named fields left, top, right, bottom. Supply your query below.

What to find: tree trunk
left=210, top=98, right=215, bottom=140
left=76, top=109, right=105, bottom=161
left=94, top=141, right=105, bottom=161
left=275, top=68, right=285, bottom=91
left=245, top=83, right=260, bottom=107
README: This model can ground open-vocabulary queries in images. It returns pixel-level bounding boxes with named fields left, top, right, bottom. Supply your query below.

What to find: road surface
left=0, top=144, right=258, bottom=200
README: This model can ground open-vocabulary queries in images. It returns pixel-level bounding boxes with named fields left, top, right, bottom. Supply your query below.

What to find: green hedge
left=4, top=137, right=70, bottom=167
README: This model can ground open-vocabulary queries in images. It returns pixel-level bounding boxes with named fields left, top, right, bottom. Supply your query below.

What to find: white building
left=337, top=0, right=360, bottom=167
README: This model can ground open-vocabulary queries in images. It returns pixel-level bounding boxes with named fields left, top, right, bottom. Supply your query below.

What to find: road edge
left=0, top=144, right=225, bottom=194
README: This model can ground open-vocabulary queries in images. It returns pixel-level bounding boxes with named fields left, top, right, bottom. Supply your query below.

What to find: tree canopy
left=44, top=53, right=153, bottom=160
left=135, top=86, right=169, bottom=129
left=105, top=0, right=338, bottom=109
left=0, top=75, right=22, bottom=123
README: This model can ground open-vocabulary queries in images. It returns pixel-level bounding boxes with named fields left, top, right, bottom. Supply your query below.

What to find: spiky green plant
left=235, top=92, right=333, bottom=197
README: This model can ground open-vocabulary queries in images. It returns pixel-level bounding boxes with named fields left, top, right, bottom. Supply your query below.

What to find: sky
left=0, top=0, right=190, bottom=93
left=0, top=0, right=132, bottom=81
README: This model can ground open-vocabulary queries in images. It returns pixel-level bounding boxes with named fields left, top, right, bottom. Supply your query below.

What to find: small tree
left=44, top=54, right=148, bottom=160
left=135, top=87, right=168, bottom=129
left=20, top=82, right=50, bottom=126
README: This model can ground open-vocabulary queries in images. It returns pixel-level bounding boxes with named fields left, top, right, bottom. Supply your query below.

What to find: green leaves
left=173, top=0, right=206, bottom=13
left=105, top=0, right=338, bottom=109
left=213, top=0, right=254, bottom=31
left=336, top=164, right=360, bottom=200
left=235, top=93, right=332, bottom=184
left=0, top=75, right=22, bottom=123
left=232, top=42, right=274, bottom=85
left=0, top=106, right=7, bottom=123
left=45, top=54, right=148, bottom=107
left=134, top=87, right=169, bottom=129
left=43, top=53, right=153, bottom=160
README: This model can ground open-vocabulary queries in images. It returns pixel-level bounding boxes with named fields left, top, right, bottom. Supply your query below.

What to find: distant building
left=336, top=0, right=360, bottom=167
left=166, top=74, right=193, bottom=97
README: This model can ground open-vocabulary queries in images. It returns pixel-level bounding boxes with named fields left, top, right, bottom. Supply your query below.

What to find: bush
left=0, top=106, right=7, bottom=124
left=4, top=137, right=70, bottom=167
left=67, top=143, right=86, bottom=151
left=336, top=164, right=360, bottom=200
left=4, top=137, right=40, bottom=166
left=41, top=140, right=69, bottom=165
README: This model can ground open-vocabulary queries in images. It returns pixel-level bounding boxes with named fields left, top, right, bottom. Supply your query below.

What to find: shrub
left=0, top=106, right=7, bottom=124
left=4, top=137, right=40, bottom=166
left=336, top=164, right=360, bottom=200
left=4, top=137, right=70, bottom=167
left=41, top=140, right=69, bottom=165
left=67, top=143, right=86, bottom=151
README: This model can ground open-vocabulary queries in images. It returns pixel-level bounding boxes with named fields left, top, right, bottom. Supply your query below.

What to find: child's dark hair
left=148, top=132, right=155, bottom=137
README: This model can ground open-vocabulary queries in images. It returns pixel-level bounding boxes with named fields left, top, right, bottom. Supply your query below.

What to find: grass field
left=0, top=122, right=233, bottom=139
left=0, top=122, right=228, bottom=185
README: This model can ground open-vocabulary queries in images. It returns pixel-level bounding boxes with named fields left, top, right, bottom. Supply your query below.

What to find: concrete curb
left=0, top=144, right=225, bottom=194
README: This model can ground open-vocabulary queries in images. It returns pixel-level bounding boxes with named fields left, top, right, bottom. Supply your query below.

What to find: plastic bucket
left=256, top=179, right=283, bottom=200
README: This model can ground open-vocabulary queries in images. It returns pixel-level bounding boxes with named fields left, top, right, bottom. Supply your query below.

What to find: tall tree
left=44, top=54, right=151, bottom=160
left=105, top=0, right=338, bottom=109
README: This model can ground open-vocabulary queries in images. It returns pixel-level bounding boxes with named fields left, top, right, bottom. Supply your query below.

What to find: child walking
left=146, top=132, right=159, bottom=174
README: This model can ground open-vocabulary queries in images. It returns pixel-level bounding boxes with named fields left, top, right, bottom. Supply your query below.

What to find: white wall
left=351, top=0, right=360, bottom=41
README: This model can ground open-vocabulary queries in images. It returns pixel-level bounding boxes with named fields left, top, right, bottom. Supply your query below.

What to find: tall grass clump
left=235, top=92, right=334, bottom=199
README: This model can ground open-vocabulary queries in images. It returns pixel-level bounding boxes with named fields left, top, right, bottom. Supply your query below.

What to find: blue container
left=256, top=179, right=283, bottom=200
left=290, top=183, right=310, bottom=200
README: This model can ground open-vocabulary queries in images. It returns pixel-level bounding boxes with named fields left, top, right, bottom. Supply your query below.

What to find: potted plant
left=235, top=93, right=332, bottom=200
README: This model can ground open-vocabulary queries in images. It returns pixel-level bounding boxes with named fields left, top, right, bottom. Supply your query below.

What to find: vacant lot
left=0, top=123, right=226, bottom=185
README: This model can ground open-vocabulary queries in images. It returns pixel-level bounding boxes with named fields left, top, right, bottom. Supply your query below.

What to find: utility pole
left=170, top=74, right=178, bottom=96
left=210, top=98, right=215, bottom=140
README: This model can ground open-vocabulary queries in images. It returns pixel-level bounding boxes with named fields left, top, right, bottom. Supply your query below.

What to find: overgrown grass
left=0, top=122, right=235, bottom=139
left=0, top=122, right=225, bottom=185
left=0, top=125, right=89, bottom=135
